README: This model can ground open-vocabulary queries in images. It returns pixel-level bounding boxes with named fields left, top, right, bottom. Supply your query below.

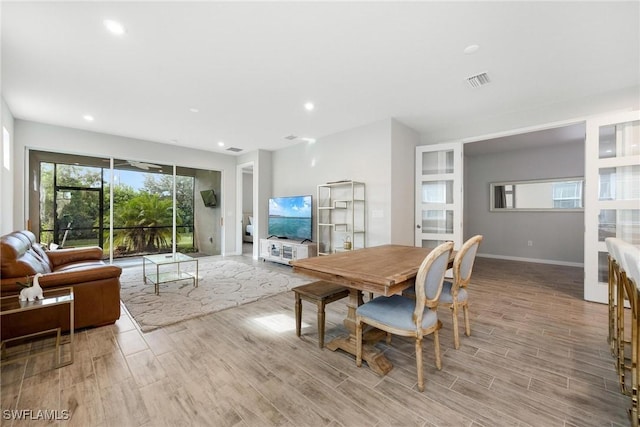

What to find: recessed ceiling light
left=83, top=114, right=94, bottom=122
left=189, top=108, right=199, bottom=113
left=104, top=19, right=126, bottom=36
left=218, top=141, right=225, bottom=147
left=300, top=137, right=316, bottom=144
left=304, top=102, right=315, bottom=111
left=169, top=139, right=179, bottom=144
left=606, top=149, right=613, bottom=153
left=463, top=44, right=480, bottom=55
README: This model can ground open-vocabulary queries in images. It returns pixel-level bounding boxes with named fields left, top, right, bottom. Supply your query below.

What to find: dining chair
left=438, top=235, right=483, bottom=349
left=355, top=241, right=454, bottom=392
left=624, top=249, right=640, bottom=427
left=606, top=237, right=621, bottom=354
left=617, top=241, right=640, bottom=396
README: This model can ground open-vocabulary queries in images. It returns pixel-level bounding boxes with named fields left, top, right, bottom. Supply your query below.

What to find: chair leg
left=463, top=303, right=471, bottom=337
left=415, top=337, right=424, bottom=392
left=317, top=301, right=325, bottom=349
left=294, top=293, right=302, bottom=338
left=433, top=329, right=442, bottom=370
left=451, top=305, right=460, bottom=349
left=355, top=319, right=363, bottom=367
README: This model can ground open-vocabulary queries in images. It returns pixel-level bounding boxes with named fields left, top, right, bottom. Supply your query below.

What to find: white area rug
left=119, top=258, right=311, bottom=332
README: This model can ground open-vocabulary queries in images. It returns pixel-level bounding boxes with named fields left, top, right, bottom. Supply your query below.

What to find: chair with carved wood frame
left=606, top=237, right=621, bottom=355
left=616, top=240, right=639, bottom=396
left=438, top=235, right=483, bottom=349
left=355, top=241, right=454, bottom=392
left=624, top=249, right=640, bottom=427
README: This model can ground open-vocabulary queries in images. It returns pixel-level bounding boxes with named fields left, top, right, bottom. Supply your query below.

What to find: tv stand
left=260, top=238, right=317, bottom=265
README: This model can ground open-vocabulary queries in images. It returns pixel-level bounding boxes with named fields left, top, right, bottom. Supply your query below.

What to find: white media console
left=259, top=238, right=317, bottom=265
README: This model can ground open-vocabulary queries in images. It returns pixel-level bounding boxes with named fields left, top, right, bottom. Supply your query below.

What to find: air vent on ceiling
left=465, top=72, right=490, bottom=88
left=226, top=147, right=243, bottom=153
left=284, top=134, right=298, bottom=140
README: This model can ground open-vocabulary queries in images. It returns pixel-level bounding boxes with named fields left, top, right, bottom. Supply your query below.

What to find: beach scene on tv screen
left=269, top=196, right=312, bottom=239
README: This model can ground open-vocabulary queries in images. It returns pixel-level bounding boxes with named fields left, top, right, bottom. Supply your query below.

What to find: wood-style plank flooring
left=0, top=257, right=630, bottom=426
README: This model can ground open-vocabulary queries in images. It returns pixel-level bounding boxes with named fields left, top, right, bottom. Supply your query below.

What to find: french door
left=584, top=110, right=640, bottom=303
left=415, top=142, right=463, bottom=249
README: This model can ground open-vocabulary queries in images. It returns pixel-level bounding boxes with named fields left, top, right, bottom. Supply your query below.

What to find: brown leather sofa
left=1, top=230, right=122, bottom=340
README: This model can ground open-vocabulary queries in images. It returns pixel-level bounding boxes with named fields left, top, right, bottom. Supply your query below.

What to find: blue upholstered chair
left=439, top=235, right=483, bottom=349
left=355, top=241, right=454, bottom=392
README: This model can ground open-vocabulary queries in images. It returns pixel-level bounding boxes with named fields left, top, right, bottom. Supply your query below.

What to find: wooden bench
left=293, top=281, right=350, bottom=348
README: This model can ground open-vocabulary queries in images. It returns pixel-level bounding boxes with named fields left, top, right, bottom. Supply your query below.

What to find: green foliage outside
left=39, top=163, right=195, bottom=256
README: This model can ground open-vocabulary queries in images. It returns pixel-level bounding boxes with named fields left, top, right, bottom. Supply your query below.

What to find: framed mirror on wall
left=490, top=177, right=584, bottom=212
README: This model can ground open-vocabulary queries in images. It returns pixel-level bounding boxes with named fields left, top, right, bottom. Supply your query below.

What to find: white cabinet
left=317, top=181, right=366, bottom=255
left=260, top=238, right=317, bottom=265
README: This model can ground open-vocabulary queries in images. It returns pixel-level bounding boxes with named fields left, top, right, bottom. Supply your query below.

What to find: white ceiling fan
left=124, top=160, right=162, bottom=170
left=104, top=159, right=162, bottom=170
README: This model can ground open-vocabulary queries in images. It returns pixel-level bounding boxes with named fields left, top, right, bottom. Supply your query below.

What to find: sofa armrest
left=46, top=247, right=104, bottom=268
left=0, top=265, right=122, bottom=295
left=38, top=265, right=122, bottom=288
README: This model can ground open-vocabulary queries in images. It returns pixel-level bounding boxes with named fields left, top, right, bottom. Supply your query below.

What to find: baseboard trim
left=477, top=253, right=584, bottom=268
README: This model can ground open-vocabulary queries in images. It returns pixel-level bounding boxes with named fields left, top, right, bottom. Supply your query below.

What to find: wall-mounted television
left=268, top=195, right=312, bottom=241
left=200, top=189, right=217, bottom=207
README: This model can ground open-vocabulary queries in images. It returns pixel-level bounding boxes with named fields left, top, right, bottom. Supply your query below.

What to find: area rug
left=118, top=258, right=311, bottom=332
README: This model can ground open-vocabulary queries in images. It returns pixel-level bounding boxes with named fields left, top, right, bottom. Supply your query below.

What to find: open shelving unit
left=316, top=180, right=365, bottom=255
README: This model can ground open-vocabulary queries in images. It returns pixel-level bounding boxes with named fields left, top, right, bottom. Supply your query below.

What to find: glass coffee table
left=142, top=253, right=198, bottom=295
left=0, top=287, right=74, bottom=368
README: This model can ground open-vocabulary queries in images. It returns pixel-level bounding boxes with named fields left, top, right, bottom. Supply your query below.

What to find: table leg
left=195, top=259, right=198, bottom=288
left=325, top=289, right=393, bottom=376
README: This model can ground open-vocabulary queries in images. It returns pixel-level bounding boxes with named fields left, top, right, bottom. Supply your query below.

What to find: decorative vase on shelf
left=343, top=236, right=352, bottom=250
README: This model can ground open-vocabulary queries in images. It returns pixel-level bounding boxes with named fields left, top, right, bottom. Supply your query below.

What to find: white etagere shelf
left=316, top=181, right=365, bottom=255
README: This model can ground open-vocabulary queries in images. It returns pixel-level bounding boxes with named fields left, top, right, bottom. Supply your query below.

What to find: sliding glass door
left=30, top=150, right=220, bottom=260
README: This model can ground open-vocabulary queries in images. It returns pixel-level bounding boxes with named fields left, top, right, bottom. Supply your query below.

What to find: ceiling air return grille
left=466, top=72, right=490, bottom=88
left=226, top=147, right=243, bottom=153
left=284, top=135, right=298, bottom=140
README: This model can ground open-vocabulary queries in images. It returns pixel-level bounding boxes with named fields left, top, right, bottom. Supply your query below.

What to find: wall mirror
left=490, top=177, right=584, bottom=212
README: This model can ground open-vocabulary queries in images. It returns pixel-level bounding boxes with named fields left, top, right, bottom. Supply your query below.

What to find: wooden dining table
left=290, top=244, right=454, bottom=375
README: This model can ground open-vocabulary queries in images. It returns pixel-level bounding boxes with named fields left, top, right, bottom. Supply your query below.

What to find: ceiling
left=2, top=2, right=638, bottom=156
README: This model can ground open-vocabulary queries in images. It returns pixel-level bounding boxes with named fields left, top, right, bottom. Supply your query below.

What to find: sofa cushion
left=0, top=233, right=52, bottom=277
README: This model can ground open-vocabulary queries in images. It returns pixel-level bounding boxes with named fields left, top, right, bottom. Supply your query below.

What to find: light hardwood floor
left=0, top=257, right=631, bottom=427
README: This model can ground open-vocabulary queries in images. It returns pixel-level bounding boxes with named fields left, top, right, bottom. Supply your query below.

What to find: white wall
left=465, top=140, right=585, bottom=265
left=272, top=119, right=393, bottom=247
left=13, top=120, right=239, bottom=253
left=390, top=119, right=420, bottom=244
left=242, top=171, right=253, bottom=213
left=1, top=98, right=15, bottom=235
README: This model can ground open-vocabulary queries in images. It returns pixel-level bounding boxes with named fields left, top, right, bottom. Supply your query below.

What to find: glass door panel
left=54, top=189, right=101, bottom=249
left=585, top=113, right=640, bottom=303
left=111, top=159, right=174, bottom=256
left=415, top=143, right=462, bottom=249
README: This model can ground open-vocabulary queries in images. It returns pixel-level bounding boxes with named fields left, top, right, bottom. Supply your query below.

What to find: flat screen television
left=268, top=195, right=312, bottom=241
left=200, top=189, right=217, bottom=207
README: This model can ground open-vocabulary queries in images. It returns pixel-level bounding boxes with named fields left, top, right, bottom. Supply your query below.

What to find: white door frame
left=236, top=161, right=256, bottom=258
left=584, top=110, right=640, bottom=303
left=415, top=142, right=463, bottom=249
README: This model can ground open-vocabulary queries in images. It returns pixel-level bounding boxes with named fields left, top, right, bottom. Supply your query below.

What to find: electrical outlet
left=527, top=240, right=533, bottom=247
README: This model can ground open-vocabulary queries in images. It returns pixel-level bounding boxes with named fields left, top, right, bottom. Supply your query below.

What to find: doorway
left=463, top=122, right=586, bottom=267
left=237, top=162, right=255, bottom=257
